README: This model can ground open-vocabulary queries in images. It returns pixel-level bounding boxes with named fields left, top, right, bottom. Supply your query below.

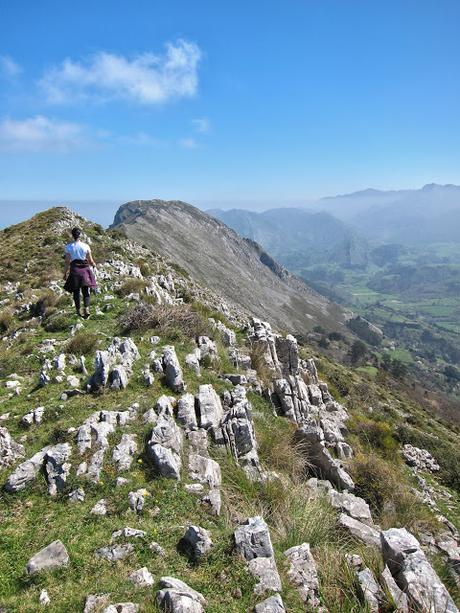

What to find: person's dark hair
left=71, top=227, right=81, bottom=240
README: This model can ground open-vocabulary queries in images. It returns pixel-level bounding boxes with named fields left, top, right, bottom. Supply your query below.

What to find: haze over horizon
left=2, top=0, right=460, bottom=221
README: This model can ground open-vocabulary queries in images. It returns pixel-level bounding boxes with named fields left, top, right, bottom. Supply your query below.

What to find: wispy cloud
left=0, top=55, right=22, bottom=78
left=40, top=39, right=202, bottom=105
left=192, top=117, right=210, bottom=134
left=179, top=137, right=199, bottom=149
left=0, top=115, right=85, bottom=152
left=118, top=131, right=161, bottom=146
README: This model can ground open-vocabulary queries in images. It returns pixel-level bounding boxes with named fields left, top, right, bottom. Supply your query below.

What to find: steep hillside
left=207, top=208, right=368, bottom=270
left=0, top=207, right=459, bottom=612
left=111, top=199, right=348, bottom=335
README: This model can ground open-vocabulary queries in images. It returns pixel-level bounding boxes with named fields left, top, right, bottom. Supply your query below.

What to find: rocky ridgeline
left=1, top=211, right=459, bottom=611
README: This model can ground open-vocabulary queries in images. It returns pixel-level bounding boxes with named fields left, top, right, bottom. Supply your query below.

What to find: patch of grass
left=119, top=302, right=211, bottom=339
left=116, top=278, right=149, bottom=297
left=65, top=332, right=99, bottom=356
left=0, top=308, right=13, bottom=332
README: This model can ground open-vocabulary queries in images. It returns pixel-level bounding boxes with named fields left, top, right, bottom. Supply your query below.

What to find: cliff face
left=112, top=199, right=348, bottom=335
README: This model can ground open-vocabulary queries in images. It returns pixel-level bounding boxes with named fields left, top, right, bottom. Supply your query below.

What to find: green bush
left=116, top=278, right=148, bottom=297
left=43, top=312, right=69, bottom=332
left=348, top=414, right=397, bottom=454
left=66, top=332, right=98, bottom=356
left=0, top=308, right=13, bottom=333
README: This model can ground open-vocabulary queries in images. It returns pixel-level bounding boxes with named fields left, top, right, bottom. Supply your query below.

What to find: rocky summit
left=0, top=206, right=459, bottom=612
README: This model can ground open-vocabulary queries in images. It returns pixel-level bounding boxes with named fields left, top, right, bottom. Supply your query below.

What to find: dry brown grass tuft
left=119, top=302, right=210, bottom=339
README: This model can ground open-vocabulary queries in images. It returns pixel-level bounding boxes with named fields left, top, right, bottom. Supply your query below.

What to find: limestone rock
left=185, top=350, right=201, bottom=376
left=26, top=540, right=69, bottom=575
left=284, top=543, right=321, bottom=607
left=157, top=577, right=206, bottom=612
left=328, top=489, right=372, bottom=524
left=103, top=603, right=139, bottom=613
left=196, top=384, right=223, bottom=429
left=44, top=443, right=72, bottom=495
left=68, top=488, right=85, bottom=503
left=235, top=516, right=282, bottom=594
left=254, top=594, right=286, bottom=612
left=39, top=589, right=51, bottom=606
left=95, top=543, right=134, bottom=562
left=0, top=426, right=24, bottom=468
left=222, top=386, right=262, bottom=480
left=357, top=567, right=383, bottom=612
left=180, top=525, right=213, bottom=561
left=381, top=528, right=458, bottom=613
left=402, top=444, right=440, bottom=472
left=112, top=433, right=137, bottom=471
left=381, top=565, right=409, bottom=612
left=339, top=514, right=381, bottom=549
left=176, top=393, right=197, bottom=430
left=162, top=345, right=186, bottom=392
left=84, top=594, right=110, bottom=613
left=128, top=489, right=147, bottom=513
left=188, top=453, right=221, bottom=488
left=21, top=406, right=45, bottom=427
left=129, top=567, right=154, bottom=587
left=91, top=499, right=108, bottom=516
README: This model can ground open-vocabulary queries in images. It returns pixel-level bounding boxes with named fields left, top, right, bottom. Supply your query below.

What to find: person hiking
left=63, top=227, right=97, bottom=318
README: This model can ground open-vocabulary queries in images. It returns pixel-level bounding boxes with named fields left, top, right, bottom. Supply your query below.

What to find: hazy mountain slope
left=111, top=199, right=348, bottom=334
left=208, top=207, right=368, bottom=269
left=310, top=183, right=460, bottom=244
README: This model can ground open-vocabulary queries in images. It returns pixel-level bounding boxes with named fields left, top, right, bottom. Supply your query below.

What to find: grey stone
left=112, top=527, right=146, bottom=540
left=248, top=557, right=282, bottom=595
left=357, top=567, right=382, bottom=612
left=149, top=444, right=181, bottom=480
left=112, top=433, right=137, bottom=471
left=339, top=514, right=381, bottom=549
left=328, top=489, right=372, bottom=524
left=21, top=406, right=45, bottom=427
left=162, top=345, right=186, bottom=392
left=254, top=594, right=286, bottom=612
left=128, top=489, right=147, bottom=513
left=150, top=542, right=166, bottom=556
left=176, top=393, right=197, bottom=430
left=402, top=444, right=440, bottom=472
left=129, top=567, right=154, bottom=587
left=202, top=487, right=222, bottom=516
left=284, top=542, right=321, bottom=607
left=95, top=543, right=134, bottom=562
left=157, top=577, right=205, bottom=612
left=4, top=448, right=46, bottom=492
left=91, top=499, right=108, bottom=516
left=68, top=488, right=85, bottom=503
left=185, top=350, right=201, bottom=376
left=44, top=443, right=72, bottom=495
left=188, top=453, right=221, bottom=488
left=381, top=565, right=409, bottom=612
left=84, top=594, right=110, bottom=613
left=381, top=528, right=458, bottom=613
left=196, top=384, right=223, bottom=429
left=155, top=395, right=176, bottom=416
left=180, top=525, right=213, bottom=561
left=309, top=443, right=355, bottom=491
left=86, top=448, right=106, bottom=483
left=26, top=540, right=69, bottom=575
left=0, top=426, right=24, bottom=468
left=39, top=589, right=51, bottom=606
left=103, top=603, right=139, bottom=613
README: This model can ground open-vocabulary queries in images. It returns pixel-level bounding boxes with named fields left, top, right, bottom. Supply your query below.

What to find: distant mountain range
left=309, top=183, right=460, bottom=244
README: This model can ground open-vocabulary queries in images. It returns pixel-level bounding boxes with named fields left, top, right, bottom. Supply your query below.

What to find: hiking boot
left=83, top=308, right=90, bottom=319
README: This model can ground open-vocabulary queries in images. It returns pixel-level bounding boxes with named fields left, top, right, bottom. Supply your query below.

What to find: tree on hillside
left=350, top=340, right=367, bottom=364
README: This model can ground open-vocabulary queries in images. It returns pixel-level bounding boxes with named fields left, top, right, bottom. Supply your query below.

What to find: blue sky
left=1, top=0, right=460, bottom=225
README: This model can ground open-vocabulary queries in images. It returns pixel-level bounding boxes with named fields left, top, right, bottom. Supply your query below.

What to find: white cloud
left=0, top=55, right=21, bottom=77
left=179, top=137, right=199, bottom=149
left=40, top=39, right=202, bottom=105
left=0, top=115, right=85, bottom=152
left=192, top=117, right=210, bottom=133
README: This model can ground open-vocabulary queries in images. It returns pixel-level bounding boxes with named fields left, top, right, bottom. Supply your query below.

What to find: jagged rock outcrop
left=162, top=345, right=186, bottom=392
left=196, top=384, right=223, bottom=430
left=146, top=413, right=182, bottom=480
left=0, top=426, right=24, bottom=468
left=338, top=514, right=381, bottom=548
left=356, top=567, right=383, bottom=612
left=402, top=444, right=440, bottom=472
left=112, top=433, right=137, bottom=471
left=284, top=543, right=323, bottom=609
left=26, top=540, right=69, bottom=574
left=381, top=565, right=409, bottom=612
left=234, top=516, right=282, bottom=595
left=176, top=393, right=197, bottom=430
left=156, top=577, right=206, bottom=612
left=381, top=527, right=458, bottom=613
left=89, top=337, right=140, bottom=391
left=5, top=443, right=71, bottom=494
left=222, top=385, right=262, bottom=480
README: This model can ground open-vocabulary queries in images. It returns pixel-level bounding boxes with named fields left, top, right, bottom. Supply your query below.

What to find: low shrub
left=66, top=332, right=99, bottom=356
left=348, top=414, right=397, bottom=454
left=0, top=308, right=13, bottom=333
left=350, top=453, right=437, bottom=532
left=43, top=312, right=69, bottom=332
left=116, top=278, right=148, bottom=297
left=119, top=302, right=210, bottom=339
